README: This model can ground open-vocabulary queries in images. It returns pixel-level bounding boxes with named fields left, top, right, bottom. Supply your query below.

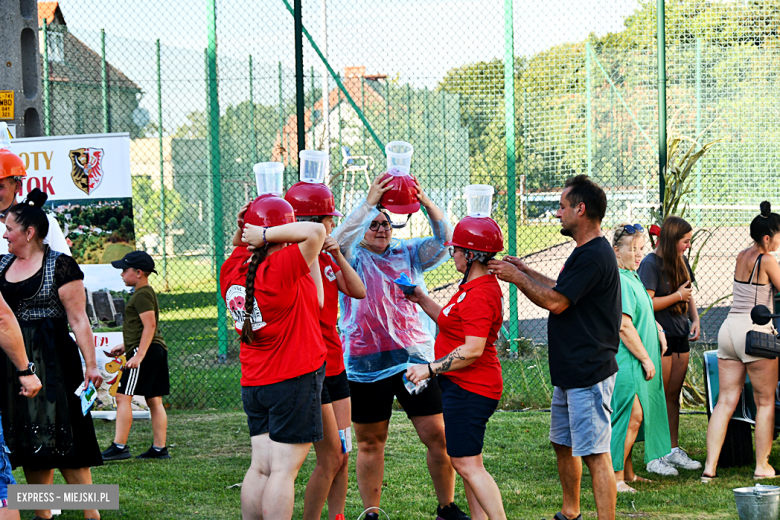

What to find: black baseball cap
left=111, top=251, right=158, bottom=274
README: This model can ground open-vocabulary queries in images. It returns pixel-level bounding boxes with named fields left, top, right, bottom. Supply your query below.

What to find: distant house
left=37, top=2, right=142, bottom=136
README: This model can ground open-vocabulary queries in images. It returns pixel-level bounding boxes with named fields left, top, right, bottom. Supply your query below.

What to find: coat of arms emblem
left=69, top=147, right=104, bottom=195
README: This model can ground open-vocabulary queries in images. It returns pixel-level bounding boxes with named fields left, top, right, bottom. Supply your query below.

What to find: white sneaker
left=646, top=457, right=679, bottom=476
left=664, top=447, right=702, bottom=470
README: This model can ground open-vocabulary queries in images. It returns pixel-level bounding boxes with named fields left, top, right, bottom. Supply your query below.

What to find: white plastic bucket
left=253, top=162, right=284, bottom=196
left=465, top=184, right=494, bottom=218
left=385, top=141, right=414, bottom=174
left=734, top=485, right=780, bottom=520
left=299, top=150, right=329, bottom=183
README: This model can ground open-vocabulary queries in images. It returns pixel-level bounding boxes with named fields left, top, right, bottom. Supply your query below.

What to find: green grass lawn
left=10, top=411, right=753, bottom=519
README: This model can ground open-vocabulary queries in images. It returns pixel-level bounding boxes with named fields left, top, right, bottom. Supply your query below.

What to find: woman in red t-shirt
left=284, top=178, right=366, bottom=520
left=220, top=194, right=326, bottom=520
left=405, top=215, right=508, bottom=520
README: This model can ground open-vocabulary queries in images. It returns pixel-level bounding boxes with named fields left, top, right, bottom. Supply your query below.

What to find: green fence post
left=585, top=41, right=592, bottom=177
left=42, top=20, right=50, bottom=136
left=250, top=55, right=257, bottom=165
left=361, top=77, right=366, bottom=156
left=101, top=29, right=109, bottom=133
left=695, top=38, right=702, bottom=225
left=523, top=88, right=528, bottom=225
left=658, top=0, right=667, bottom=207
left=207, top=0, right=228, bottom=364
left=278, top=61, right=284, bottom=165
left=424, top=89, right=430, bottom=178
left=294, top=0, right=305, bottom=162
left=441, top=92, right=446, bottom=176
left=157, top=39, right=168, bottom=291
left=406, top=84, right=412, bottom=141
left=504, top=0, right=519, bottom=348
left=386, top=80, right=391, bottom=144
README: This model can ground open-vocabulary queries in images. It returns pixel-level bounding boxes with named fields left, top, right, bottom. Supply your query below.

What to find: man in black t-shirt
left=489, top=175, right=620, bottom=520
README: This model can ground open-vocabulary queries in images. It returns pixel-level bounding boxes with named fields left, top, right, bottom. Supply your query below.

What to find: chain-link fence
left=31, top=0, right=780, bottom=409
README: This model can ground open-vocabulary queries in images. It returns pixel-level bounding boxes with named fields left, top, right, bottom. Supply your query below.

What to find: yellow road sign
left=0, top=91, right=13, bottom=120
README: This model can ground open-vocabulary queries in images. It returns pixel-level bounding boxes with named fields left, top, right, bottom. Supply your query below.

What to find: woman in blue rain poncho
left=332, top=172, right=470, bottom=520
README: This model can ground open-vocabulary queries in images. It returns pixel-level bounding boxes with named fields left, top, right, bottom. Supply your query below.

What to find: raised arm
left=323, top=236, right=366, bottom=299
left=404, top=285, right=443, bottom=323
left=488, top=259, right=572, bottom=314
left=243, top=222, right=326, bottom=266
left=332, top=174, right=392, bottom=261
left=502, top=256, right=556, bottom=288
left=414, top=180, right=453, bottom=272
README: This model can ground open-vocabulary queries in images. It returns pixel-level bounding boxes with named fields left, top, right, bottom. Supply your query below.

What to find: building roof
left=276, top=67, right=387, bottom=162
left=38, top=1, right=65, bottom=26
left=38, top=1, right=140, bottom=91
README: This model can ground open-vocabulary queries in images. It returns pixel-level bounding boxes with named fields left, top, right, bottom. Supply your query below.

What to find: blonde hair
left=611, top=222, right=644, bottom=250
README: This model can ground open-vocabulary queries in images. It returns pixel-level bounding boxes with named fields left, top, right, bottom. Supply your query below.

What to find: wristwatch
left=16, top=362, right=35, bottom=377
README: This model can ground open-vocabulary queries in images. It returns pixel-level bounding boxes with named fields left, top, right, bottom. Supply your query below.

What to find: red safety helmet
left=379, top=169, right=420, bottom=215
left=446, top=216, right=504, bottom=253
left=244, top=194, right=296, bottom=228
left=0, top=148, right=26, bottom=180
left=284, top=181, right=343, bottom=218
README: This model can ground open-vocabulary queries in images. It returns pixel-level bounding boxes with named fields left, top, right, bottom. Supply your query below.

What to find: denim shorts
left=241, top=363, right=326, bottom=444
left=0, top=413, right=16, bottom=504
left=549, top=373, right=616, bottom=457
left=439, top=376, right=499, bottom=458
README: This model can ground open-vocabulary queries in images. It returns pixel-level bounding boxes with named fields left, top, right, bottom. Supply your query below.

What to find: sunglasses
left=368, top=221, right=391, bottom=231
left=447, top=246, right=466, bottom=257
left=616, top=223, right=645, bottom=240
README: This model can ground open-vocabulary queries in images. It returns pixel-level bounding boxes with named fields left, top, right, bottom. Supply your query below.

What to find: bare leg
left=353, top=420, right=389, bottom=512
left=303, top=404, right=342, bottom=520
left=327, top=398, right=352, bottom=520
left=410, top=414, right=455, bottom=507
left=241, top=433, right=311, bottom=520
left=703, top=359, right=746, bottom=478
left=113, top=393, right=133, bottom=445
left=450, top=454, right=507, bottom=520
left=461, top=479, right=485, bottom=520
left=262, top=440, right=312, bottom=519
left=60, top=467, right=100, bottom=520
left=0, top=507, right=20, bottom=520
left=146, top=396, right=168, bottom=447
left=746, top=358, right=779, bottom=477
left=23, top=468, right=54, bottom=519
left=661, top=352, right=690, bottom=448
left=552, top=443, right=581, bottom=520
left=582, top=453, right=616, bottom=520
left=617, top=396, right=643, bottom=487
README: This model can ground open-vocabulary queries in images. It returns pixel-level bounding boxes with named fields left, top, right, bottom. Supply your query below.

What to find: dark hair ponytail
left=240, top=245, right=269, bottom=344
left=8, top=188, right=49, bottom=240
left=750, top=201, right=780, bottom=244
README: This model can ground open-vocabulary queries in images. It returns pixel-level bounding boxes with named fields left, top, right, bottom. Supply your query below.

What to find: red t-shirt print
left=220, top=244, right=326, bottom=386
left=319, top=252, right=345, bottom=377
left=435, top=275, right=504, bottom=400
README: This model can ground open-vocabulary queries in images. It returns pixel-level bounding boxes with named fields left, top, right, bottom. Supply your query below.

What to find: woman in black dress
left=0, top=189, right=103, bottom=520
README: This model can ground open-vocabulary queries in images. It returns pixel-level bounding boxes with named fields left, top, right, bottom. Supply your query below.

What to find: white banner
left=11, top=133, right=132, bottom=200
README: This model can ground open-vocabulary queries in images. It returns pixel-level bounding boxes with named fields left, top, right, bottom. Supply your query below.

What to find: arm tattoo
left=432, top=347, right=467, bottom=374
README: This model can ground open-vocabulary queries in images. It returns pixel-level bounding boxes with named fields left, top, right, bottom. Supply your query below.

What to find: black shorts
left=663, top=335, right=690, bottom=357
left=117, top=343, right=170, bottom=398
left=241, top=363, right=325, bottom=444
left=349, top=370, right=442, bottom=424
left=321, top=370, right=351, bottom=405
left=439, top=376, right=498, bottom=458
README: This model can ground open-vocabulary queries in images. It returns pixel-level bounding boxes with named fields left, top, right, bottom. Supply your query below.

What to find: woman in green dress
left=610, top=223, right=673, bottom=493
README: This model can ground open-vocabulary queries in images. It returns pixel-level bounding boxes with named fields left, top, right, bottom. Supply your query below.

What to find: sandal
left=754, top=473, right=779, bottom=480
left=701, top=473, right=718, bottom=483
left=553, top=513, right=583, bottom=520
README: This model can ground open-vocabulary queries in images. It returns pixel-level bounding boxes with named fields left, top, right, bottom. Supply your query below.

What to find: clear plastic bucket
left=253, top=162, right=284, bottom=196
left=0, top=123, right=10, bottom=149
left=734, top=485, right=780, bottom=520
left=465, top=184, right=494, bottom=218
left=385, top=141, right=414, bottom=174
left=299, top=150, right=329, bottom=183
